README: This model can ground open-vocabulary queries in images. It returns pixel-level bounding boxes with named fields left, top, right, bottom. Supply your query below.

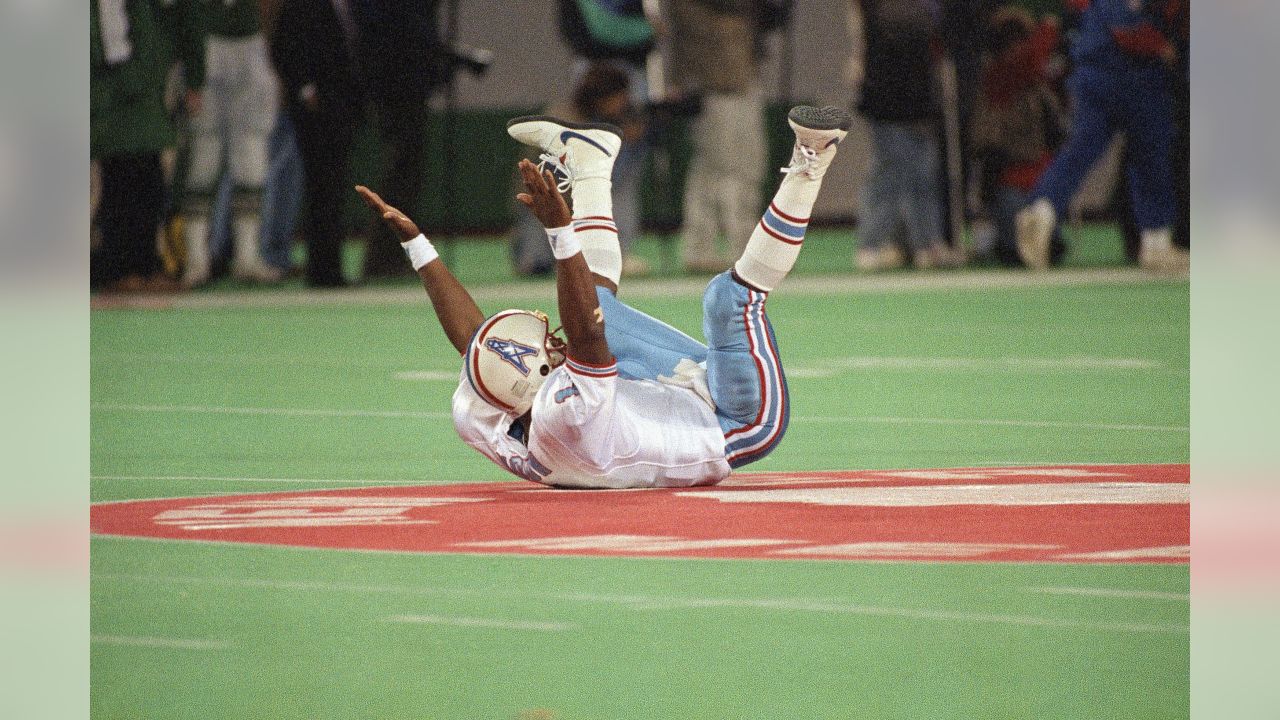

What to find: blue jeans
left=857, top=121, right=945, bottom=252
left=208, top=109, right=304, bottom=271
left=1032, top=65, right=1173, bottom=231
left=597, top=271, right=789, bottom=468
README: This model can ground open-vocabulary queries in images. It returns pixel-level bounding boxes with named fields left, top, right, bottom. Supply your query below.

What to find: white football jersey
left=451, top=356, right=730, bottom=489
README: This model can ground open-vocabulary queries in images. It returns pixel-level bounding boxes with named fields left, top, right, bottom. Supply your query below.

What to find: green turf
left=186, top=224, right=1132, bottom=293
left=91, top=226, right=1188, bottom=718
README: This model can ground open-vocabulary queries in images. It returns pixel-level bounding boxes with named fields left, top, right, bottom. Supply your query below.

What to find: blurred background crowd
left=89, top=0, right=1189, bottom=293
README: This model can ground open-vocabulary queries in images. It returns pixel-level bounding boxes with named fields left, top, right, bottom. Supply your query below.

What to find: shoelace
left=536, top=152, right=575, bottom=194
left=780, top=143, right=820, bottom=178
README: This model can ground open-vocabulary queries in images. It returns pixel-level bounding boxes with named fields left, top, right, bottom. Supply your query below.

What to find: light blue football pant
left=597, top=272, right=789, bottom=468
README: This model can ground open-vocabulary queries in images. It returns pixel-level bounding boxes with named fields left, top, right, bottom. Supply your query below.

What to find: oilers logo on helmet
left=484, top=337, right=539, bottom=376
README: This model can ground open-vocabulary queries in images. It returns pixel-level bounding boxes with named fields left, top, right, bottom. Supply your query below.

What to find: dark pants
left=92, top=152, right=166, bottom=288
left=290, top=103, right=359, bottom=287
left=1032, top=65, right=1173, bottom=231
left=362, top=96, right=430, bottom=279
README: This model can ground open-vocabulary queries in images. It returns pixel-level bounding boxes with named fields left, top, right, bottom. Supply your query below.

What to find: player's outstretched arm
left=355, top=185, right=485, bottom=355
left=515, top=160, right=614, bottom=368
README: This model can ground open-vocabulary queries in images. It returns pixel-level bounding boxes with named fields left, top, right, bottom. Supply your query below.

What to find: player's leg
left=1016, top=68, right=1116, bottom=269
left=506, top=115, right=624, bottom=288
left=707, top=106, right=850, bottom=468
left=734, top=105, right=850, bottom=292
left=507, top=115, right=707, bottom=378
left=703, top=273, right=787, bottom=468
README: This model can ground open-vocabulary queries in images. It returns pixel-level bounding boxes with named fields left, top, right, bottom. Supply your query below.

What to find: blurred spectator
left=852, top=0, right=962, bottom=272
left=511, top=64, right=651, bottom=278
left=1015, top=0, right=1187, bottom=273
left=940, top=0, right=1000, bottom=242
left=179, top=0, right=281, bottom=287
left=192, top=0, right=305, bottom=286
left=91, top=0, right=205, bottom=293
left=557, top=0, right=659, bottom=277
left=669, top=0, right=768, bottom=274
left=559, top=0, right=655, bottom=71
left=353, top=0, right=446, bottom=281
left=969, top=7, right=1067, bottom=266
left=269, top=0, right=363, bottom=288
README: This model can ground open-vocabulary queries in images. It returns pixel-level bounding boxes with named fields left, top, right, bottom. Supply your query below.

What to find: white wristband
left=545, top=224, right=582, bottom=260
left=401, top=234, right=438, bottom=270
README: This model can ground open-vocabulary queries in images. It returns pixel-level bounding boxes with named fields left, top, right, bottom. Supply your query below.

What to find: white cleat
left=783, top=105, right=851, bottom=180
left=506, top=115, right=622, bottom=191
left=1015, top=198, right=1056, bottom=271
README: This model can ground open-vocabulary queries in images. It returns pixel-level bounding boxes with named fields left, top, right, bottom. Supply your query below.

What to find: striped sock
left=571, top=177, right=622, bottom=285
left=733, top=195, right=812, bottom=293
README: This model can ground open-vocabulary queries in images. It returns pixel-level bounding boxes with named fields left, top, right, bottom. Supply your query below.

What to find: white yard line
left=93, top=573, right=1187, bottom=635
left=385, top=614, right=576, bottom=632
left=90, top=475, right=453, bottom=486
left=91, top=403, right=450, bottom=420
left=91, top=634, right=231, bottom=650
left=1026, top=586, right=1189, bottom=602
left=794, top=416, right=1188, bottom=433
left=91, top=402, right=1185, bottom=433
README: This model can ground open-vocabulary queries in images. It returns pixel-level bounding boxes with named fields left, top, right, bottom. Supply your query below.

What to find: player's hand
left=355, top=185, right=421, bottom=241
left=515, top=159, right=572, bottom=229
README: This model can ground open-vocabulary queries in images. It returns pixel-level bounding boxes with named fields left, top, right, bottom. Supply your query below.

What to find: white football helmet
left=465, top=309, right=566, bottom=415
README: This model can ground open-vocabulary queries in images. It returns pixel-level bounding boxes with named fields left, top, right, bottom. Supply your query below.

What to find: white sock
left=570, top=176, right=621, bottom=285
left=733, top=173, right=822, bottom=292
left=1141, top=227, right=1172, bottom=253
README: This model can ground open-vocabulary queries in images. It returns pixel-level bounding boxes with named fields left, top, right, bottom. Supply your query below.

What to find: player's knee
left=706, top=348, right=761, bottom=423
left=702, top=272, right=756, bottom=346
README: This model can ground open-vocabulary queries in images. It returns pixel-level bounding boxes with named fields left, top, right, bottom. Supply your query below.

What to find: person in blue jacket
left=1015, top=0, right=1188, bottom=273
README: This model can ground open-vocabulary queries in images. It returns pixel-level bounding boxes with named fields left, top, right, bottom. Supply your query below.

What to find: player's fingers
left=527, top=163, right=550, bottom=196
left=516, top=193, right=534, bottom=208
left=355, top=185, right=377, bottom=206
left=517, top=162, right=541, bottom=194
left=542, top=170, right=567, bottom=203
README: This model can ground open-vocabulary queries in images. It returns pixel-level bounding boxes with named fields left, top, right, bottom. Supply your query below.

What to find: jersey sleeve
left=451, top=369, right=550, bottom=483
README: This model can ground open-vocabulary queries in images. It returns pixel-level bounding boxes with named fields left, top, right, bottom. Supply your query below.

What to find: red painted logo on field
left=90, top=464, right=1189, bottom=563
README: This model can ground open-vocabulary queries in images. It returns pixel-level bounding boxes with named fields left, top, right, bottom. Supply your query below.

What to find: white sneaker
left=506, top=115, right=622, bottom=191
left=782, top=105, right=852, bottom=180
left=855, top=244, right=906, bottom=272
left=1015, top=198, right=1056, bottom=270
left=913, top=242, right=965, bottom=270
left=1139, top=245, right=1190, bottom=275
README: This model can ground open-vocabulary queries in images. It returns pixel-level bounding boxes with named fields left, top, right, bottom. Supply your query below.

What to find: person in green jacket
left=91, top=0, right=205, bottom=292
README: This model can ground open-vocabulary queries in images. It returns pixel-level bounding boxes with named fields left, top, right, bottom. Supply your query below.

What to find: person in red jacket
left=970, top=7, right=1067, bottom=266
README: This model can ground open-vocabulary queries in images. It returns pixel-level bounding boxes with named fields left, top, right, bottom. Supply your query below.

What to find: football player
left=355, top=105, right=850, bottom=488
